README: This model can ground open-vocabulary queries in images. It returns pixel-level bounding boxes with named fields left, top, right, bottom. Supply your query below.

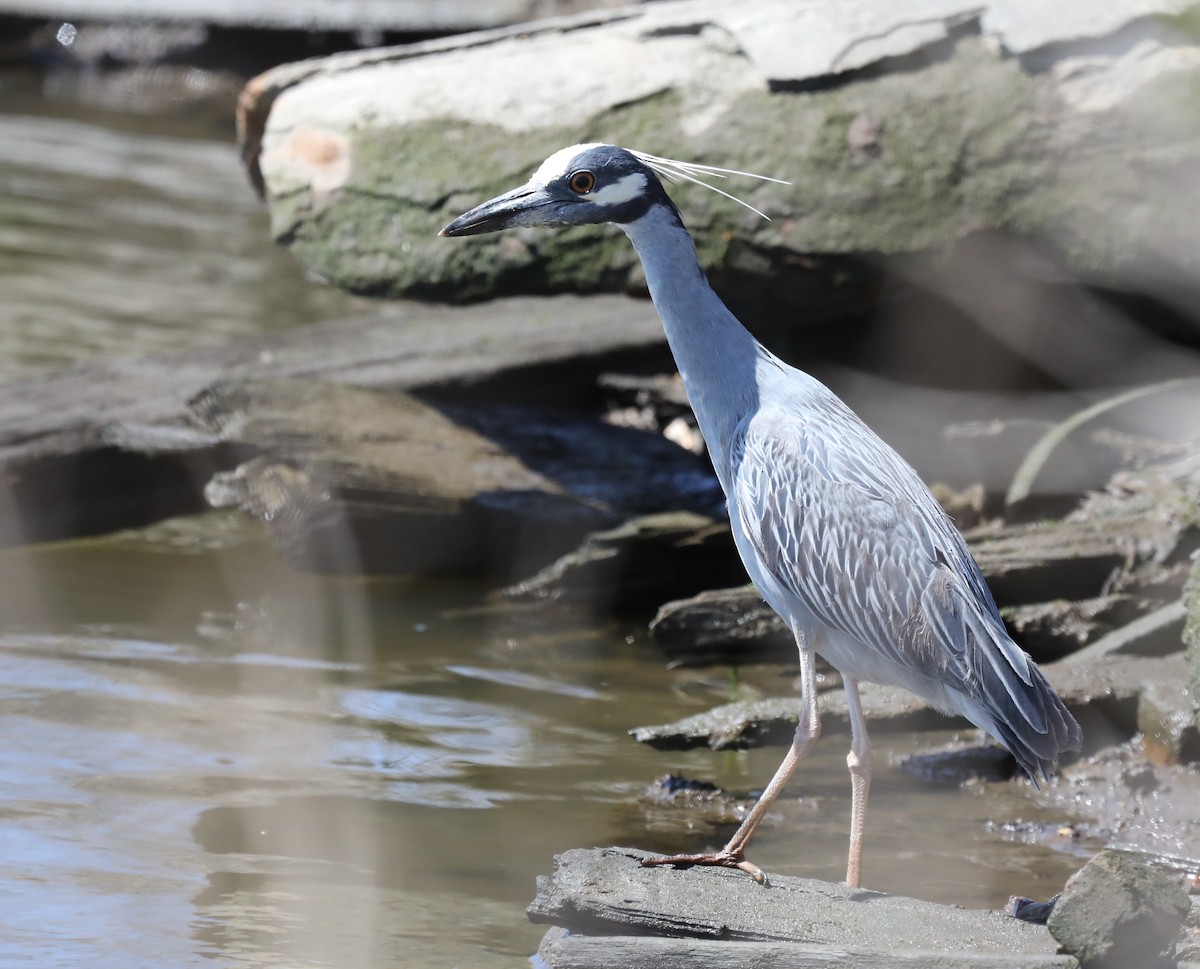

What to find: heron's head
left=439, top=143, right=676, bottom=237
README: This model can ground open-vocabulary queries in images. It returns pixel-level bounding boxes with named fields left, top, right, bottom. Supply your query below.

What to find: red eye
left=569, top=170, right=596, bottom=194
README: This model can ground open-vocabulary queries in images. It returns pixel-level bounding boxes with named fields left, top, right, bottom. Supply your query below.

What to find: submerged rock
left=898, top=741, right=1018, bottom=785
left=639, top=774, right=754, bottom=828
left=649, top=586, right=794, bottom=667
left=1033, top=739, right=1200, bottom=878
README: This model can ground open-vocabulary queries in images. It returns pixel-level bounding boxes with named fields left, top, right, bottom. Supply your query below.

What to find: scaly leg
left=641, top=632, right=821, bottom=884
left=842, top=675, right=873, bottom=889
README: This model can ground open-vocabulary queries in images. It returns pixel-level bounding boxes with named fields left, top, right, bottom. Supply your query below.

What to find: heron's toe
left=639, top=850, right=769, bottom=885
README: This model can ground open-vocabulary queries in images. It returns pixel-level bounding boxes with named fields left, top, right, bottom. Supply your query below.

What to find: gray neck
left=622, top=205, right=762, bottom=484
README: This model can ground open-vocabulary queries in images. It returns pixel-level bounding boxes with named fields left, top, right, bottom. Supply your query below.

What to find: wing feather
left=728, top=400, right=1080, bottom=778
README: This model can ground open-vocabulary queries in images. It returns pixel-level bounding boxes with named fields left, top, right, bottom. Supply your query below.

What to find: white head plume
left=628, top=149, right=790, bottom=221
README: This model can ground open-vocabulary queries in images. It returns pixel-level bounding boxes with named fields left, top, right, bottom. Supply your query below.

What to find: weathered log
left=528, top=847, right=1066, bottom=956
left=1002, top=597, right=1126, bottom=664
left=1057, top=601, right=1189, bottom=665
left=967, top=508, right=1186, bottom=608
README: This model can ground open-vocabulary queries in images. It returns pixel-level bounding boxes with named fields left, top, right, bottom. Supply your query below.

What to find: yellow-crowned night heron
left=441, top=144, right=1081, bottom=888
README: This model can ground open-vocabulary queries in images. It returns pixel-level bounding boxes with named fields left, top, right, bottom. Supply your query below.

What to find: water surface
left=0, top=81, right=373, bottom=380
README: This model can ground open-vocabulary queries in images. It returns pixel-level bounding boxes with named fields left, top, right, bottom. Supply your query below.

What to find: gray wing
left=729, top=403, right=1080, bottom=777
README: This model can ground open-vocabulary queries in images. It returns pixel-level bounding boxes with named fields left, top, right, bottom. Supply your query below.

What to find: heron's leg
left=641, top=635, right=821, bottom=884
left=843, top=675, right=872, bottom=889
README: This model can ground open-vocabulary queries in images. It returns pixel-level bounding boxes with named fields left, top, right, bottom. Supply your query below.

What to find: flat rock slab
left=633, top=654, right=1188, bottom=752
left=632, top=685, right=940, bottom=752
left=0, top=296, right=669, bottom=567
left=649, top=585, right=797, bottom=667
left=199, top=378, right=612, bottom=573
left=0, top=294, right=663, bottom=465
left=529, top=847, right=1067, bottom=958
left=536, top=928, right=1079, bottom=969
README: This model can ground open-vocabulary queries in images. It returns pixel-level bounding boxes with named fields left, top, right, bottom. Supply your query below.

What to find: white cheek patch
left=589, top=172, right=647, bottom=206
left=532, top=143, right=602, bottom=186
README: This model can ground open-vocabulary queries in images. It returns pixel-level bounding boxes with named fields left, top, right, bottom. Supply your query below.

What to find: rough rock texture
left=1046, top=849, right=1191, bottom=967
left=536, top=927, right=1080, bottom=969
left=649, top=585, right=797, bottom=666
left=1186, top=553, right=1200, bottom=732
left=528, top=847, right=1069, bottom=960
left=241, top=0, right=1200, bottom=304
left=897, top=742, right=1019, bottom=784
left=618, top=457, right=1200, bottom=667
left=198, top=378, right=612, bottom=574
left=632, top=678, right=965, bottom=751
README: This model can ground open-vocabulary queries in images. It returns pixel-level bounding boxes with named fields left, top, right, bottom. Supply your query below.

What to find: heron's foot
left=640, top=850, right=768, bottom=885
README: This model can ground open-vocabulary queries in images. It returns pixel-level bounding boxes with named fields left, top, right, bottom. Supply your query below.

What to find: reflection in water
left=0, top=513, right=1087, bottom=968
left=0, top=106, right=373, bottom=381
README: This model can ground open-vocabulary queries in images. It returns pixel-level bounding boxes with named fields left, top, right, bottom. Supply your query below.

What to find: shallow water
left=0, top=516, right=1088, bottom=968
left=0, top=87, right=1088, bottom=967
